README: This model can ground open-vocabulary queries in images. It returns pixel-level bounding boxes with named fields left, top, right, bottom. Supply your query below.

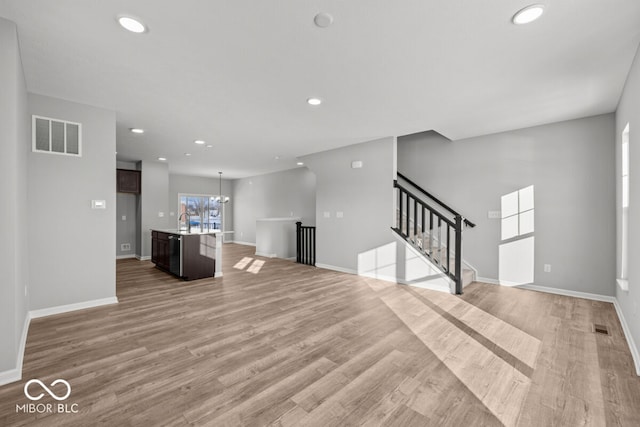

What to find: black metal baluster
left=446, top=224, right=451, bottom=273
left=429, top=211, right=434, bottom=256
left=296, top=222, right=301, bottom=263
left=455, top=215, right=463, bottom=294
left=398, top=189, right=403, bottom=233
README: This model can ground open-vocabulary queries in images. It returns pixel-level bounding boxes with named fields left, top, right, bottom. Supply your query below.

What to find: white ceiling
left=2, top=0, right=639, bottom=179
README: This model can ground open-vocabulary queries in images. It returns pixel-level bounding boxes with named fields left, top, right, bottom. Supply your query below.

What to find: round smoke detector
left=314, top=12, right=334, bottom=28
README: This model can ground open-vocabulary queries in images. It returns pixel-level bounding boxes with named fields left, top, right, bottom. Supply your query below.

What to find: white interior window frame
left=618, top=123, right=630, bottom=291
left=31, top=115, right=83, bottom=157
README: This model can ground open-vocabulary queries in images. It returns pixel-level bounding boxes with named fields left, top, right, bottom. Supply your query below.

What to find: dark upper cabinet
left=117, top=169, right=141, bottom=194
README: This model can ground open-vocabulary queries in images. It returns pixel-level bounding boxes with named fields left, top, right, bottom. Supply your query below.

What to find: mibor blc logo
left=16, top=379, right=79, bottom=414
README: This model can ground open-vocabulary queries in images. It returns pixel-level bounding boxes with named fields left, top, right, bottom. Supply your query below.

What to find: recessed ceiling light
left=194, top=140, right=206, bottom=145
left=158, top=157, right=167, bottom=161
left=206, top=145, right=213, bottom=148
left=118, top=16, right=147, bottom=33
left=130, top=128, right=144, bottom=134
left=512, top=4, right=545, bottom=25
left=297, top=161, right=304, bottom=166
left=307, top=97, right=322, bottom=106
left=274, top=156, right=280, bottom=160
left=314, top=12, right=334, bottom=28
left=184, top=153, right=191, bottom=157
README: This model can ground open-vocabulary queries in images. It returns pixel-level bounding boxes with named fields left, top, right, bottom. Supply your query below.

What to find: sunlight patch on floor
left=234, top=257, right=253, bottom=270
left=247, top=259, right=265, bottom=274
left=377, top=287, right=541, bottom=426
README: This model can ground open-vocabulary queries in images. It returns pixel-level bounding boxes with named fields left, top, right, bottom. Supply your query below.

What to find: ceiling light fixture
left=512, top=4, right=545, bottom=25
left=314, top=12, right=334, bottom=28
left=297, top=161, right=304, bottom=166
left=158, top=157, right=167, bottom=161
left=184, top=153, right=191, bottom=156
left=118, top=16, right=147, bottom=33
left=130, top=128, right=144, bottom=134
left=206, top=145, right=213, bottom=148
left=307, top=97, right=322, bottom=106
left=194, top=140, right=206, bottom=145
left=217, top=172, right=230, bottom=204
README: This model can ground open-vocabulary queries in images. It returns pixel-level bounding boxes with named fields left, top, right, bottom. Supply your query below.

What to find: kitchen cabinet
left=117, top=169, right=141, bottom=194
left=151, top=231, right=170, bottom=271
left=151, top=230, right=217, bottom=281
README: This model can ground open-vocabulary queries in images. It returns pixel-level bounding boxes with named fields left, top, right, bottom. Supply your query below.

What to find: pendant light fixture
left=217, top=172, right=229, bottom=233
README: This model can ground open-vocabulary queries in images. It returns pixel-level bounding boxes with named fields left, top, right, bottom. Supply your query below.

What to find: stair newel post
left=454, top=215, right=463, bottom=295
left=397, top=186, right=403, bottom=233
left=296, top=221, right=302, bottom=264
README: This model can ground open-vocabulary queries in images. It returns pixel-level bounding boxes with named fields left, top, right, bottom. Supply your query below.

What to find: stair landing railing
left=392, top=172, right=475, bottom=294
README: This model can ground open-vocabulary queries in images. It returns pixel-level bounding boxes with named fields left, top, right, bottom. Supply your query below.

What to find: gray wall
left=302, top=137, right=395, bottom=271
left=169, top=173, right=233, bottom=238
left=28, top=94, right=117, bottom=309
left=139, top=161, right=170, bottom=258
left=232, top=167, right=316, bottom=244
left=616, top=43, right=640, bottom=363
left=116, top=161, right=138, bottom=257
left=398, top=114, right=616, bottom=296
left=0, top=17, right=29, bottom=377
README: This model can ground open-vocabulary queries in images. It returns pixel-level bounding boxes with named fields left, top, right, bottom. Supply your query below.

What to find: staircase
left=392, top=173, right=476, bottom=294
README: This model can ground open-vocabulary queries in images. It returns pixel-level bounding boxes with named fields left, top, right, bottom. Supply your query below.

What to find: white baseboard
left=514, top=283, right=616, bottom=303
left=30, top=297, right=119, bottom=319
left=0, top=366, right=21, bottom=386
left=255, top=251, right=277, bottom=258
left=0, top=313, right=30, bottom=386
left=135, top=255, right=151, bottom=261
left=214, top=272, right=223, bottom=278
left=476, top=278, right=617, bottom=304
left=116, top=254, right=136, bottom=260
left=613, top=300, right=640, bottom=376
left=316, top=263, right=357, bottom=275
left=230, top=240, right=256, bottom=247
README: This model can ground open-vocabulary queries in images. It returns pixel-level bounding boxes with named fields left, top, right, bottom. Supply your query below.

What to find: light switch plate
left=351, top=160, right=363, bottom=169
left=158, top=212, right=164, bottom=218
left=336, top=211, right=344, bottom=218
left=488, top=210, right=501, bottom=219
left=91, top=200, right=106, bottom=209
left=323, top=211, right=330, bottom=218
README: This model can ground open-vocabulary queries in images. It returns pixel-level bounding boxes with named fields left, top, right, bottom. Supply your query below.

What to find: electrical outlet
left=121, top=243, right=131, bottom=251
left=158, top=212, right=164, bottom=218
left=121, top=215, right=126, bottom=221
left=544, top=264, right=551, bottom=273
left=336, top=211, right=344, bottom=218
left=488, top=210, right=501, bottom=219
left=323, top=211, right=330, bottom=218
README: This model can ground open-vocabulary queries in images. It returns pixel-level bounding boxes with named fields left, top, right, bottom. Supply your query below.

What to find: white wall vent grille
left=32, top=115, right=82, bottom=157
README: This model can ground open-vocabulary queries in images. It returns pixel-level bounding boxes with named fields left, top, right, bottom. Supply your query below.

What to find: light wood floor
left=1, top=243, right=639, bottom=426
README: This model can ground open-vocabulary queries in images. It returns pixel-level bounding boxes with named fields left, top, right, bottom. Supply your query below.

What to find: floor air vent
left=593, top=324, right=609, bottom=335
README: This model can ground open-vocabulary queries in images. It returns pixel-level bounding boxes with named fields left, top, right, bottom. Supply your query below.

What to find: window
left=32, top=115, right=82, bottom=156
left=620, top=123, right=630, bottom=289
left=178, top=194, right=224, bottom=232
left=499, top=185, right=535, bottom=286
left=501, top=185, right=534, bottom=240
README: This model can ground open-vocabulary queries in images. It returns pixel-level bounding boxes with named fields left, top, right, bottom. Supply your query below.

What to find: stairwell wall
left=398, top=114, right=616, bottom=296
